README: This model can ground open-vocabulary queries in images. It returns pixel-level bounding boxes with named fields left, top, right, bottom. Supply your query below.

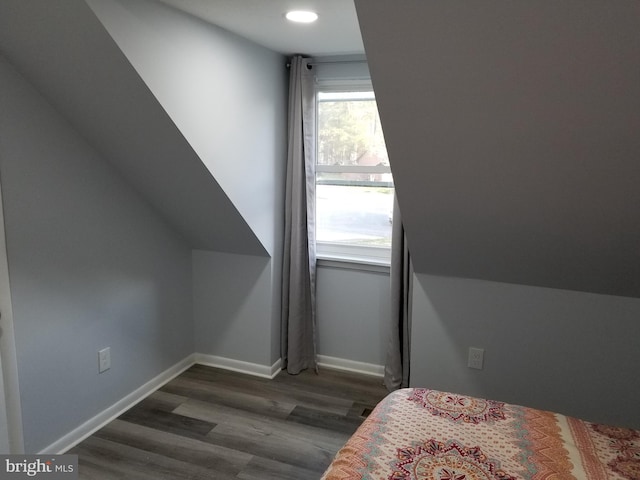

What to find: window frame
left=314, top=80, right=394, bottom=266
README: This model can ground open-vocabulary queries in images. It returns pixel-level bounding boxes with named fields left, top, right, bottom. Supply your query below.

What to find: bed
left=321, top=388, right=640, bottom=480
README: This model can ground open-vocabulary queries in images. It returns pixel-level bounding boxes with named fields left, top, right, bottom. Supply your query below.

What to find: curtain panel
left=281, top=56, right=317, bottom=375
left=384, top=194, right=412, bottom=390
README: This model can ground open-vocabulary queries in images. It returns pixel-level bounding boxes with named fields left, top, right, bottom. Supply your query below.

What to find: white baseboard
left=41, top=354, right=196, bottom=454
left=317, top=355, right=384, bottom=377
left=195, top=354, right=282, bottom=379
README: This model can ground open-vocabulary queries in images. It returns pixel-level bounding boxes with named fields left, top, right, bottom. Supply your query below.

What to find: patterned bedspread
left=321, top=388, right=640, bottom=480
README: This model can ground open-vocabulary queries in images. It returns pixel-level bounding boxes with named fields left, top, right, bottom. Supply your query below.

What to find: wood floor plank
left=74, top=436, right=238, bottom=480
left=174, top=398, right=350, bottom=451
left=94, top=419, right=252, bottom=475
left=118, top=402, right=216, bottom=440
left=162, top=375, right=296, bottom=418
left=180, top=366, right=356, bottom=415
left=206, top=422, right=337, bottom=473
left=140, top=390, right=189, bottom=412
left=238, top=456, right=320, bottom=480
left=286, top=404, right=365, bottom=434
left=72, top=365, right=389, bottom=479
left=272, top=367, right=387, bottom=405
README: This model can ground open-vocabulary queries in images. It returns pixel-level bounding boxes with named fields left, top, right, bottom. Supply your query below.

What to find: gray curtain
left=384, top=194, right=412, bottom=390
left=281, top=56, right=317, bottom=375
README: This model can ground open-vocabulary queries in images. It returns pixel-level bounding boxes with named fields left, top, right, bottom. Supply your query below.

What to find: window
left=315, top=89, right=394, bottom=264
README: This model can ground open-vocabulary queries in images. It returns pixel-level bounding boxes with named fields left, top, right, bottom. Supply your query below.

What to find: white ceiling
left=156, top=0, right=364, bottom=56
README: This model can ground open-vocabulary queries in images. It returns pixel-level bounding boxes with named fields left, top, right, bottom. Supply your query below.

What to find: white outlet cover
left=98, top=347, right=111, bottom=373
left=468, top=347, right=484, bottom=370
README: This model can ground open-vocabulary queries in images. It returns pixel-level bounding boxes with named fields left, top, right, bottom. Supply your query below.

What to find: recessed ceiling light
left=285, top=10, right=318, bottom=23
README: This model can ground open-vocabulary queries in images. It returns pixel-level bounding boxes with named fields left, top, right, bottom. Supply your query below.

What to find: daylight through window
left=316, top=90, right=394, bottom=263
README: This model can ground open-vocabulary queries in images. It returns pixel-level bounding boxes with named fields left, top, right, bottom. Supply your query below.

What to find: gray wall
left=0, top=56, right=193, bottom=453
left=410, top=273, right=640, bottom=429
left=316, top=264, right=388, bottom=368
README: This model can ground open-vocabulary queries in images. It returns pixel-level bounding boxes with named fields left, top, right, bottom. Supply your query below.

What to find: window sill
left=316, top=254, right=390, bottom=274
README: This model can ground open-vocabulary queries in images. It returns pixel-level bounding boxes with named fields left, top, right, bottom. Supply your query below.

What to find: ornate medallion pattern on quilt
left=389, top=439, right=515, bottom=480
left=408, top=389, right=506, bottom=424
left=591, top=424, right=640, bottom=480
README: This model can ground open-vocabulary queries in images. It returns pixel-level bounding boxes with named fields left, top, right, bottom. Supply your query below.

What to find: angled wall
left=0, top=0, right=264, bottom=255
left=83, top=0, right=289, bottom=369
left=86, top=0, right=288, bottom=256
left=356, top=0, right=640, bottom=298
left=0, top=56, right=193, bottom=452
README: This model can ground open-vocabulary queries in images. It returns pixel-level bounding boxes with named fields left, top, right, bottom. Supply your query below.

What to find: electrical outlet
left=468, top=347, right=484, bottom=370
left=98, top=347, right=111, bottom=373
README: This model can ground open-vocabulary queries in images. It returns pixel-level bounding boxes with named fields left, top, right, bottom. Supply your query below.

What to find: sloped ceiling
left=84, top=0, right=287, bottom=257
left=0, top=0, right=266, bottom=256
left=356, top=0, right=640, bottom=297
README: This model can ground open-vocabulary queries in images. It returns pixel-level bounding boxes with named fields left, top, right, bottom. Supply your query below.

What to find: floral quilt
left=321, top=388, right=640, bottom=480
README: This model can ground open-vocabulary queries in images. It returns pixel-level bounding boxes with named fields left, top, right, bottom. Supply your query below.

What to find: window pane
left=316, top=181, right=393, bottom=247
left=316, top=91, right=394, bottom=257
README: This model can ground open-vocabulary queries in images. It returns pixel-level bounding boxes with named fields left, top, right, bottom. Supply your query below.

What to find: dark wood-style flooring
left=70, top=364, right=389, bottom=479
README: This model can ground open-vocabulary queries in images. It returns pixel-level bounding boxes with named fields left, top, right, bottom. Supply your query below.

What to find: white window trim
left=316, top=242, right=391, bottom=266
left=315, top=77, right=373, bottom=91
left=316, top=165, right=391, bottom=174
left=316, top=256, right=390, bottom=274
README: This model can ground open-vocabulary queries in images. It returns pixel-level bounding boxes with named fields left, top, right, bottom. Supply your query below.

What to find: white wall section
left=316, top=265, right=388, bottom=369
left=193, top=251, right=275, bottom=366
